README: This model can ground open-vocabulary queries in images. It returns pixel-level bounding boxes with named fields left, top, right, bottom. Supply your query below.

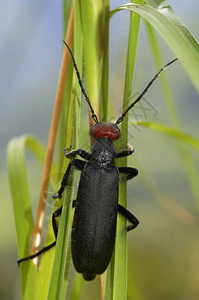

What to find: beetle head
left=90, top=122, right=120, bottom=140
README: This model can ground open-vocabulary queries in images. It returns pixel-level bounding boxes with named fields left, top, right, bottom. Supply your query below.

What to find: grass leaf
left=145, top=21, right=199, bottom=206
left=115, top=1, right=199, bottom=92
left=113, top=1, right=142, bottom=299
left=135, top=120, right=199, bottom=151
left=7, top=135, right=46, bottom=299
left=80, top=0, right=102, bottom=123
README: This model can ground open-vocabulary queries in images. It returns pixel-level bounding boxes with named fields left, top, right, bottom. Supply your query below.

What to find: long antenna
left=115, top=58, right=178, bottom=125
left=63, top=40, right=98, bottom=123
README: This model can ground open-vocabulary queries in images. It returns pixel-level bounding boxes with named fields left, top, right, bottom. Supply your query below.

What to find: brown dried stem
left=31, top=2, right=74, bottom=259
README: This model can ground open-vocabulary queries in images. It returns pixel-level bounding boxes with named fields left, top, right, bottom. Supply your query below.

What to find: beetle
left=18, top=41, right=177, bottom=280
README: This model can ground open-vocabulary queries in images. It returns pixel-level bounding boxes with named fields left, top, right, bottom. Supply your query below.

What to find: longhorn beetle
left=18, top=41, right=177, bottom=280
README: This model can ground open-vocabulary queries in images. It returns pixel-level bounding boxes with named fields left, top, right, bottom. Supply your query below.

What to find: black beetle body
left=54, top=123, right=139, bottom=280
left=72, top=138, right=119, bottom=280
left=17, top=41, right=177, bottom=281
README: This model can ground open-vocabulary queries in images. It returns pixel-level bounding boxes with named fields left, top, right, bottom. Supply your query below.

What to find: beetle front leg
left=53, top=159, right=86, bottom=199
left=64, top=148, right=91, bottom=160
left=118, top=204, right=139, bottom=231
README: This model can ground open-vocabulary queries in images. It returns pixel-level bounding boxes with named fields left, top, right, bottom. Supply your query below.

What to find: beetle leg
left=52, top=206, right=62, bottom=238
left=115, top=144, right=134, bottom=158
left=72, top=200, right=77, bottom=208
left=118, top=166, right=138, bottom=180
left=118, top=204, right=139, bottom=231
left=53, top=159, right=86, bottom=199
left=64, top=148, right=91, bottom=160
left=17, top=206, right=63, bottom=264
left=17, top=240, right=56, bottom=264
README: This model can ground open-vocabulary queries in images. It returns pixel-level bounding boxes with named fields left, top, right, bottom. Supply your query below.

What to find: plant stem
left=31, top=2, right=74, bottom=259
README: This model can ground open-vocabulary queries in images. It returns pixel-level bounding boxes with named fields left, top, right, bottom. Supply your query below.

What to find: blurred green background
left=1, top=1, right=199, bottom=299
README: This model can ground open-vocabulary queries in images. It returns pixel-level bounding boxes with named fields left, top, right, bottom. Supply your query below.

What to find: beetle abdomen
left=71, top=162, right=119, bottom=280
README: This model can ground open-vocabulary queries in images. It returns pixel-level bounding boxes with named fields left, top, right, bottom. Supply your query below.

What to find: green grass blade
left=145, top=22, right=179, bottom=126
left=135, top=121, right=199, bottom=151
left=80, top=0, right=102, bottom=121
left=47, top=187, right=73, bottom=300
left=135, top=160, right=199, bottom=227
left=146, top=0, right=199, bottom=55
left=47, top=81, right=76, bottom=299
left=135, top=120, right=199, bottom=208
left=61, top=1, right=84, bottom=298
left=47, top=2, right=84, bottom=298
left=62, top=0, right=73, bottom=37
left=46, top=69, right=74, bottom=300
left=74, top=0, right=83, bottom=149
left=104, top=264, right=114, bottom=300
left=115, top=1, right=199, bottom=92
left=58, top=57, right=73, bottom=171
left=113, top=1, right=142, bottom=299
left=47, top=51, right=76, bottom=300
left=70, top=274, right=84, bottom=300
left=7, top=135, right=46, bottom=299
left=145, top=22, right=199, bottom=206
left=100, top=0, right=109, bottom=122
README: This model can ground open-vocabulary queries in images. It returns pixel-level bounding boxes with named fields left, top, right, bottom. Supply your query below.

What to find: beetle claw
left=52, top=193, right=61, bottom=199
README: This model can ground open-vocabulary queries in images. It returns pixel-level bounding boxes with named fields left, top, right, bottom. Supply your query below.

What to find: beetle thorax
left=90, top=138, right=116, bottom=167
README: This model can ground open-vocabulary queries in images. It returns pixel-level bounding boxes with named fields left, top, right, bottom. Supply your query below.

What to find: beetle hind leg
left=18, top=206, right=63, bottom=264
left=118, top=204, right=139, bottom=231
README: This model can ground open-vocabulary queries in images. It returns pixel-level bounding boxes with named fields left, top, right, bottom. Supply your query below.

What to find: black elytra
left=18, top=41, right=177, bottom=281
